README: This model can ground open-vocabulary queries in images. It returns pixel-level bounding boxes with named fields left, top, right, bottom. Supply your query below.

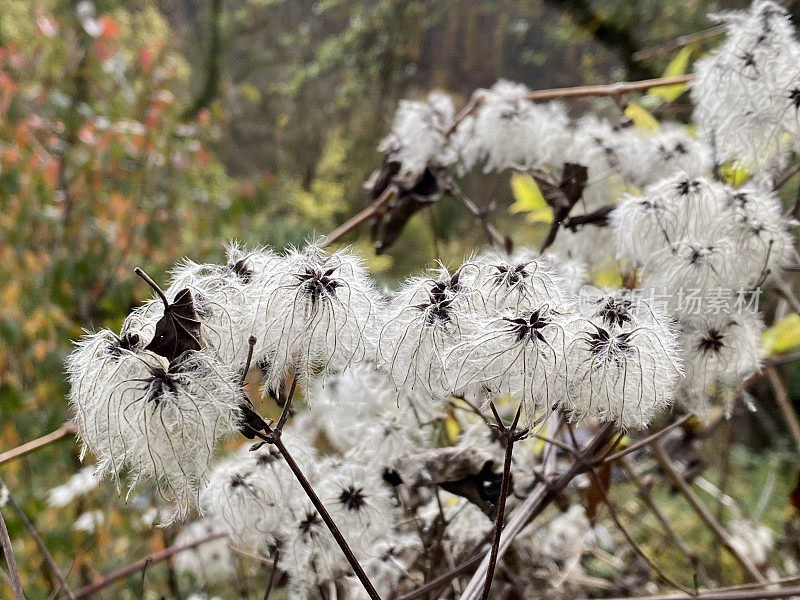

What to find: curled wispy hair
left=256, top=243, right=384, bottom=394
left=678, top=314, right=763, bottom=414
left=201, top=432, right=316, bottom=553
left=564, top=308, right=683, bottom=430
left=378, top=264, right=474, bottom=398
left=445, top=302, right=572, bottom=420
left=67, top=338, right=242, bottom=522
left=464, top=248, right=574, bottom=314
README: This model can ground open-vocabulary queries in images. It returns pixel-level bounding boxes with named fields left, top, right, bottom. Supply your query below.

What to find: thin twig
left=481, top=403, right=523, bottom=600
left=443, top=176, right=508, bottom=251
left=523, top=75, right=694, bottom=102
left=650, top=442, right=765, bottom=583
left=773, top=278, right=800, bottom=314
left=586, top=468, right=695, bottom=594
left=57, top=532, right=226, bottom=600
left=790, top=183, right=800, bottom=219
left=529, top=433, right=578, bottom=455
left=619, top=460, right=707, bottom=584
left=263, top=547, right=280, bottom=600
left=590, top=584, right=800, bottom=600
left=446, top=92, right=485, bottom=136
left=446, top=75, right=696, bottom=136
left=0, top=423, right=77, bottom=467
left=0, top=504, right=26, bottom=600
left=775, top=160, right=800, bottom=192
left=0, top=477, right=75, bottom=599
left=133, top=267, right=169, bottom=308
left=272, top=436, right=381, bottom=599
left=714, top=415, right=735, bottom=576
left=765, top=366, right=800, bottom=454
left=322, top=186, right=396, bottom=247
left=632, top=25, right=726, bottom=61
left=458, top=420, right=616, bottom=600
left=245, top=421, right=381, bottom=600
left=601, top=414, right=691, bottom=465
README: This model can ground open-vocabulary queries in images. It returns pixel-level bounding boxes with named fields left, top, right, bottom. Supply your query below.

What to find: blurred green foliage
left=1, top=0, right=797, bottom=597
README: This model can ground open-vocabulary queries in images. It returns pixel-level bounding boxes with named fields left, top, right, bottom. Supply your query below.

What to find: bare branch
left=322, top=185, right=396, bottom=247
left=57, top=532, right=226, bottom=600
left=585, top=468, right=695, bottom=594
left=0, top=503, right=26, bottom=600
left=0, top=423, right=77, bottom=468
left=650, top=441, right=766, bottom=583
left=765, top=366, right=800, bottom=454
left=632, top=25, right=726, bottom=61
left=481, top=403, right=523, bottom=599
left=0, top=477, right=74, bottom=599
left=601, top=414, right=692, bottom=465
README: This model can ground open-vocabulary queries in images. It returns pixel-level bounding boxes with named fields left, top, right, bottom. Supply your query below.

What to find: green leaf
left=509, top=173, right=552, bottom=223
left=240, top=83, right=261, bottom=103
left=624, top=102, right=660, bottom=132
left=719, top=161, right=751, bottom=187
left=761, top=314, right=800, bottom=356
left=648, top=45, right=693, bottom=103
left=592, top=267, right=623, bottom=289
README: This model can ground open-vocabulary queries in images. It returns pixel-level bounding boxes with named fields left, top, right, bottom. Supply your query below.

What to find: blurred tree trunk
left=544, top=0, right=657, bottom=80
left=183, top=0, right=224, bottom=120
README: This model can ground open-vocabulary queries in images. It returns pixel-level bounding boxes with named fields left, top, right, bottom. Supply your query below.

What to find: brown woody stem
left=650, top=441, right=765, bottom=583
left=481, top=403, right=522, bottom=600
left=133, top=267, right=169, bottom=309
left=244, top=421, right=381, bottom=600
left=57, top=532, right=226, bottom=600
left=0, top=503, right=26, bottom=600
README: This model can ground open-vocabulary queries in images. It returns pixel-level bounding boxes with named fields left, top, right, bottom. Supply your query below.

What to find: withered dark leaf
left=537, top=163, right=589, bottom=252
left=239, top=402, right=270, bottom=439
left=145, top=288, right=203, bottom=362
left=532, top=163, right=588, bottom=216
left=440, top=460, right=508, bottom=519
left=390, top=447, right=513, bottom=518
left=790, top=471, right=800, bottom=510
left=367, top=161, right=443, bottom=254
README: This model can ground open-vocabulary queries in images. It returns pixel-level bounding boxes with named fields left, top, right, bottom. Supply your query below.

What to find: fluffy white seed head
left=470, top=80, right=571, bottom=172
left=163, top=245, right=282, bottom=369
left=463, top=249, right=573, bottom=315
left=627, top=125, right=714, bottom=187
left=201, top=432, right=316, bottom=553
left=306, top=365, right=429, bottom=463
left=445, top=302, right=573, bottom=419
left=378, top=91, right=456, bottom=179
left=564, top=298, right=682, bottom=429
left=691, top=1, right=800, bottom=176
left=315, top=459, right=398, bottom=559
left=678, top=314, right=763, bottom=414
left=67, top=335, right=242, bottom=522
left=378, top=265, right=472, bottom=398
left=256, top=244, right=384, bottom=394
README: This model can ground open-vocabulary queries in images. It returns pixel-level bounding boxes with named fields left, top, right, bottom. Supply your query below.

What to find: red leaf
left=99, top=16, right=120, bottom=39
